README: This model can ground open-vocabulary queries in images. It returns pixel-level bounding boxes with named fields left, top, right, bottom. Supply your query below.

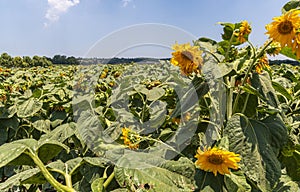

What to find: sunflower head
left=121, top=127, right=140, bottom=150
left=195, top=147, right=241, bottom=176
left=265, top=9, right=300, bottom=47
left=256, top=54, right=270, bottom=74
left=234, top=20, right=252, bottom=43
left=265, top=41, right=281, bottom=56
left=170, top=43, right=203, bottom=76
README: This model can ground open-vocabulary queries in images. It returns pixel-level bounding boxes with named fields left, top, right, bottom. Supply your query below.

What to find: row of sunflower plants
left=64, top=0, right=300, bottom=190
left=0, top=0, right=300, bottom=191
left=0, top=64, right=127, bottom=191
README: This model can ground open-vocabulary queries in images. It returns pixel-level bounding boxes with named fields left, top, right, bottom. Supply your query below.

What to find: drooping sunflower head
left=171, top=43, right=203, bottom=76
left=266, top=9, right=300, bottom=47
left=121, top=127, right=140, bottom=150
left=265, top=41, right=281, bottom=56
left=195, top=147, right=241, bottom=176
left=235, top=20, right=252, bottom=43
left=256, top=54, right=270, bottom=74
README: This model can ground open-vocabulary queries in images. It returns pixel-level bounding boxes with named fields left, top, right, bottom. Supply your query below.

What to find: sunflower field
left=1, top=1, right=300, bottom=192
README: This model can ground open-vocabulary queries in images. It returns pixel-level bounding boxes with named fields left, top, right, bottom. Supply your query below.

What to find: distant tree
left=52, top=55, right=79, bottom=65
left=32, top=55, right=52, bottom=67
left=23, top=56, right=32, bottom=67
left=13, top=56, right=23, bottom=67
left=67, top=56, right=79, bottom=65
left=0, top=53, right=13, bottom=67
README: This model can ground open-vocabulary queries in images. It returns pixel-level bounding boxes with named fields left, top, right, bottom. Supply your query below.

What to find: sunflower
left=121, top=128, right=140, bottom=150
left=265, top=9, right=300, bottom=47
left=235, top=20, right=251, bottom=43
left=256, top=54, right=270, bottom=74
left=170, top=43, right=203, bottom=75
left=195, top=147, right=241, bottom=176
left=265, top=41, right=281, bottom=56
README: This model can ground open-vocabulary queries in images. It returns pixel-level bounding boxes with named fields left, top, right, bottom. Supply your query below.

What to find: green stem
left=241, top=93, right=250, bottom=114
left=224, top=30, right=237, bottom=61
left=232, top=40, right=273, bottom=114
left=65, top=163, right=73, bottom=188
left=25, top=151, right=75, bottom=192
left=225, top=76, right=234, bottom=120
left=103, top=171, right=115, bottom=189
left=65, top=174, right=73, bottom=189
left=200, top=172, right=207, bottom=190
left=204, top=50, right=221, bottom=63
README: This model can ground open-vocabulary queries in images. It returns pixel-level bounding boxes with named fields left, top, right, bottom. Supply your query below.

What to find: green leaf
left=282, top=0, right=300, bottom=13
left=261, top=116, right=288, bottom=155
left=0, top=128, right=7, bottom=145
left=171, top=77, right=209, bottom=118
left=241, top=84, right=265, bottom=100
left=40, top=122, right=76, bottom=143
left=136, top=85, right=165, bottom=101
left=147, top=87, right=165, bottom=101
left=0, top=142, right=29, bottom=168
left=75, top=164, right=104, bottom=192
left=32, top=119, right=51, bottom=133
left=91, top=178, right=105, bottom=192
left=50, top=111, right=68, bottom=128
left=280, top=145, right=300, bottom=181
left=47, top=157, right=83, bottom=176
left=17, top=98, right=43, bottom=118
left=115, top=156, right=196, bottom=192
left=280, top=47, right=298, bottom=61
left=219, top=22, right=249, bottom=46
left=224, top=115, right=287, bottom=191
left=0, top=116, right=19, bottom=131
left=195, top=37, right=218, bottom=53
left=272, top=81, right=293, bottom=101
left=219, top=22, right=235, bottom=41
left=224, top=171, right=251, bottom=192
left=142, top=100, right=167, bottom=131
left=0, top=168, right=41, bottom=191
left=110, top=189, right=129, bottom=192
left=195, top=169, right=224, bottom=192
left=272, top=173, right=300, bottom=191
left=83, top=157, right=108, bottom=168
left=252, top=72, right=279, bottom=108
left=0, top=105, right=17, bottom=119
left=5, top=141, right=37, bottom=166
left=37, top=140, right=70, bottom=163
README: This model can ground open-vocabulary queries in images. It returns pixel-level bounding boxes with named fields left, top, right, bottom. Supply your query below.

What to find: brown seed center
left=278, top=20, right=293, bottom=35
left=181, top=51, right=193, bottom=61
left=208, top=154, right=224, bottom=165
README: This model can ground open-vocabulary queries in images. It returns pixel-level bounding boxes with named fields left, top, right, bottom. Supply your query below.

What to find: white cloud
left=122, top=0, right=134, bottom=8
left=44, top=0, right=80, bottom=27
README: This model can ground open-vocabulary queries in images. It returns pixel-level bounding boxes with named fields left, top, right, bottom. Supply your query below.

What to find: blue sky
left=0, top=0, right=290, bottom=58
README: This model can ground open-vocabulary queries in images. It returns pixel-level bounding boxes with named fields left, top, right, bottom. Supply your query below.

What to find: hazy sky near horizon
left=0, top=0, right=290, bottom=58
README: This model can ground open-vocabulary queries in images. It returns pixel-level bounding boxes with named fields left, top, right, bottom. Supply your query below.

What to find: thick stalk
left=25, top=151, right=75, bottom=192
left=225, top=76, right=234, bottom=120
left=232, top=40, right=273, bottom=114
left=65, top=174, right=73, bottom=189
left=103, top=171, right=115, bottom=189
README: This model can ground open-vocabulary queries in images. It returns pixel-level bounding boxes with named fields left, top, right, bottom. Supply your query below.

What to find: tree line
left=0, top=53, right=79, bottom=67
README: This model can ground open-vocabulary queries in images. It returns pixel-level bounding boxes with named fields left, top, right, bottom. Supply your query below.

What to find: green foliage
left=2, top=3, right=300, bottom=190
left=280, top=47, right=299, bottom=61
left=282, top=0, right=300, bottom=13
left=114, top=157, right=196, bottom=191
left=0, top=53, right=52, bottom=67
left=0, top=58, right=300, bottom=191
